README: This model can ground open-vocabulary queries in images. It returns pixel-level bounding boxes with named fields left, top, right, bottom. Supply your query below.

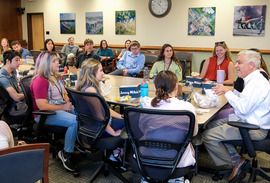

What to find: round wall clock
left=148, top=0, right=172, bottom=18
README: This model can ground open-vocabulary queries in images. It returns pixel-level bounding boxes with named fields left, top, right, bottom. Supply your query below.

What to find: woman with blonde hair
left=31, top=51, right=77, bottom=172
left=0, top=38, right=11, bottom=62
left=200, top=41, right=234, bottom=85
left=76, top=58, right=124, bottom=138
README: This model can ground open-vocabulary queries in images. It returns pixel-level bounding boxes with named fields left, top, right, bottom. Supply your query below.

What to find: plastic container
left=143, top=67, right=149, bottom=82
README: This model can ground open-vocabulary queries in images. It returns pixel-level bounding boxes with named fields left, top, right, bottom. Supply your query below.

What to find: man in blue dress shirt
left=109, top=40, right=145, bottom=76
left=11, top=41, right=31, bottom=59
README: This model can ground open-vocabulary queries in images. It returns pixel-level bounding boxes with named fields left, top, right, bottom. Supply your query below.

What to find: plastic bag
left=194, top=89, right=219, bottom=108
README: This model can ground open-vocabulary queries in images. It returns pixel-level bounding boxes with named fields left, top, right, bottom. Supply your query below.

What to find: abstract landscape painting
left=115, top=10, right=135, bottom=35
left=60, top=13, right=76, bottom=34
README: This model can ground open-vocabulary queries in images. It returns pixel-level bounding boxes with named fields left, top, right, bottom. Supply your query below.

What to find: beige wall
left=21, top=0, right=270, bottom=73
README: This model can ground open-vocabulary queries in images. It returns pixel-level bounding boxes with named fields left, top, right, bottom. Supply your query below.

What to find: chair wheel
left=73, top=170, right=80, bottom=177
left=212, top=174, right=224, bottom=181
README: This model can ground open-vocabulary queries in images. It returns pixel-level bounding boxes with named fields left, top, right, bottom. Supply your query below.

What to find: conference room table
left=100, top=75, right=229, bottom=126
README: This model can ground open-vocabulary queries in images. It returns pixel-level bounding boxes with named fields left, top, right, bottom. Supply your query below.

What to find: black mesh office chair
left=66, top=88, right=128, bottom=183
left=124, top=107, right=197, bottom=182
left=19, top=75, right=67, bottom=157
left=0, top=84, right=32, bottom=140
left=223, top=122, right=270, bottom=183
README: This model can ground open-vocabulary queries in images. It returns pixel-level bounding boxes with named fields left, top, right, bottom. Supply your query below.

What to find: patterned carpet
left=48, top=148, right=270, bottom=183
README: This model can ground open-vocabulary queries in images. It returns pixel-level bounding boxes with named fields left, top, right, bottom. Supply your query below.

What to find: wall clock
left=148, top=0, right=172, bottom=18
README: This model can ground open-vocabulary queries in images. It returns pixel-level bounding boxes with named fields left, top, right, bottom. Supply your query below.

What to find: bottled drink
left=188, top=82, right=194, bottom=101
left=143, top=67, right=149, bottom=82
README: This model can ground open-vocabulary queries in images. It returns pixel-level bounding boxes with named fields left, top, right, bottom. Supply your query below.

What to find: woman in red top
left=200, top=41, right=234, bottom=85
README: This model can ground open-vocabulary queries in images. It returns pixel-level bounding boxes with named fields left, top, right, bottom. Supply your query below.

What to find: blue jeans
left=101, top=118, right=125, bottom=138
left=35, top=110, right=77, bottom=153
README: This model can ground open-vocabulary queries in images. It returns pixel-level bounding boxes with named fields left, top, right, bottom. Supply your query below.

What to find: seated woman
left=140, top=70, right=198, bottom=182
left=44, top=38, right=56, bottom=52
left=200, top=41, right=234, bottom=85
left=117, top=39, right=131, bottom=60
left=149, top=44, right=183, bottom=81
left=0, top=120, right=14, bottom=150
left=97, top=40, right=115, bottom=64
left=76, top=58, right=124, bottom=138
left=0, top=38, right=11, bottom=63
left=30, top=51, right=77, bottom=172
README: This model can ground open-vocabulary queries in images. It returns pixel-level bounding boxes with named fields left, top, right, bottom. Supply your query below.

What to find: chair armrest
left=227, top=121, right=260, bottom=130
left=33, top=110, right=56, bottom=116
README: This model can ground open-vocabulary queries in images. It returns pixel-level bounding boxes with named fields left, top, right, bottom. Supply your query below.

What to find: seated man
left=109, top=40, right=145, bottom=76
left=61, top=37, right=83, bottom=65
left=203, top=50, right=270, bottom=182
left=11, top=41, right=31, bottom=59
left=74, top=38, right=101, bottom=68
left=0, top=50, right=24, bottom=104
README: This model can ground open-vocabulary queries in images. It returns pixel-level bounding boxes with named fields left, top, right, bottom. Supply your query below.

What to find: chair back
left=175, top=52, right=193, bottom=62
left=19, top=75, right=34, bottom=113
left=30, top=50, right=41, bottom=64
left=200, top=59, right=206, bottom=74
left=0, top=143, right=50, bottom=183
left=0, top=84, right=12, bottom=118
left=144, top=54, right=158, bottom=68
left=180, top=60, right=186, bottom=79
left=58, top=52, right=67, bottom=66
left=66, top=88, right=110, bottom=150
left=124, top=107, right=195, bottom=182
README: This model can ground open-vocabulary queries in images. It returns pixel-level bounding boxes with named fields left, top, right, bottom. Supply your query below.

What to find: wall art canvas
left=233, top=5, right=266, bottom=36
left=60, top=13, right=76, bottom=34
left=188, top=7, right=216, bottom=36
left=85, top=12, right=103, bottom=34
left=115, top=10, right=136, bottom=35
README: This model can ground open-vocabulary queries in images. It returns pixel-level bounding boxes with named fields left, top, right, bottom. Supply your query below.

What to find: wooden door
left=27, top=13, right=44, bottom=50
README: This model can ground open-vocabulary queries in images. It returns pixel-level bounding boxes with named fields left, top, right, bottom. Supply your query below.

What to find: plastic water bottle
left=188, top=82, right=194, bottom=101
left=143, top=67, right=149, bottom=83
left=140, top=82, right=148, bottom=107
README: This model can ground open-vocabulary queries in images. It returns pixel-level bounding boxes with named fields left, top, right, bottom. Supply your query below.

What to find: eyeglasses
left=215, top=41, right=225, bottom=45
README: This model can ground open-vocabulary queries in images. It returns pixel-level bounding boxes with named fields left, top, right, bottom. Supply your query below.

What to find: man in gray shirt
left=61, top=37, right=83, bottom=65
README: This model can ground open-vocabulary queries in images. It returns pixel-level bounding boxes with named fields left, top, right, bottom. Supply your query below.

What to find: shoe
left=74, top=143, right=86, bottom=153
left=228, top=157, right=249, bottom=182
left=168, top=176, right=184, bottom=183
left=58, top=150, right=75, bottom=172
left=140, top=177, right=148, bottom=183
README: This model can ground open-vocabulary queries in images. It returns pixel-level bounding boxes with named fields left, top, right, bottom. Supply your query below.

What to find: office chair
left=58, top=52, right=67, bottom=66
left=180, top=60, right=186, bottom=80
left=19, top=75, right=67, bottom=158
left=136, top=53, right=157, bottom=78
left=124, top=107, right=197, bottom=182
left=66, top=88, right=128, bottom=183
left=0, top=84, right=32, bottom=140
left=175, top=52, right=193, bottom=76
left=223, top=122, right=270, bottom=183
left=0, top=143, right=50, bottom=183
left=30, top=50, right=41, bottom=63
left=199, top=59, right=206, bottom=74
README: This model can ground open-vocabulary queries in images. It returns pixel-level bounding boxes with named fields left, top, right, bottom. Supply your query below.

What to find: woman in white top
left=140, top=70, right=198, bottom=168
left=0, top=120, right=14, bottom=150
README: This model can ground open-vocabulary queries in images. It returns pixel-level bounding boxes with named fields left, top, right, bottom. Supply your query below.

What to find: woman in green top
left=150, top=44, right=183, bottom=81
left=0, top=38, right=11, bottom=62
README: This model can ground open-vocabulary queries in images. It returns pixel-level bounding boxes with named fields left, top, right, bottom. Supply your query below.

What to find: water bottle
left=188, top=82, right=193, bottom=101
left=143, top=67, right=149, bottom=83
left=140, top=82, right=149, bottom=107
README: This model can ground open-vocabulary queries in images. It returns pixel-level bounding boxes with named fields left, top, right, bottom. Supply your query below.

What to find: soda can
left=64, top=66, right=68, bottom=74
left=65, top=78, right=71, bottom=87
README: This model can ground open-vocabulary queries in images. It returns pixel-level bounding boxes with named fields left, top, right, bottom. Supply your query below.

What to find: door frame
left=27, top=12, right=44, bottom=50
